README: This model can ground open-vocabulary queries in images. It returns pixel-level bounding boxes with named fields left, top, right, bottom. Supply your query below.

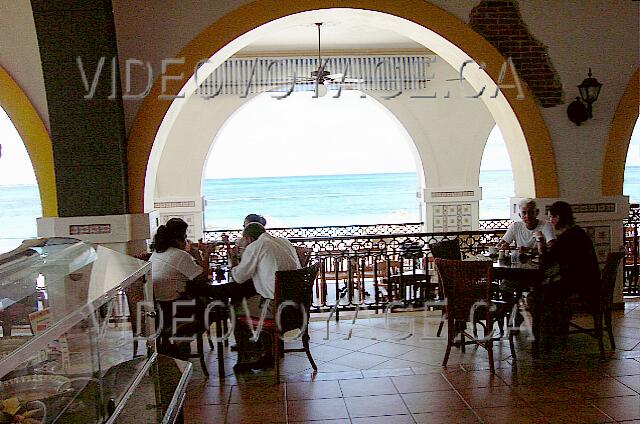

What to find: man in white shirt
left=497, top=199, right=555, bottom=250
left=211, top=222, right=301, bottom=372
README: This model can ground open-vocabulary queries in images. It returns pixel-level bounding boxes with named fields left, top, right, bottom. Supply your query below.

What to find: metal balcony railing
left=204, top=213, right=640, bottom=299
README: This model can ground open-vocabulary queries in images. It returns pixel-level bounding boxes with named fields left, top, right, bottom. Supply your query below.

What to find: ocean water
left=2, top=167, right=640, bottom=252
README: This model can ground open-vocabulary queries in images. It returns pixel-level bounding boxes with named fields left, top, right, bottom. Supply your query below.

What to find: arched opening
left=203, top=91, right=420, bottom=229
left=129, top=1, right=557, bottom=216
left=602, top=68, right=639, bottom=197
left=0, top=106, right=42, bottom=252
left=480, top=125, right=514, bottom=219
left=623, top=119, right=640, bottom=202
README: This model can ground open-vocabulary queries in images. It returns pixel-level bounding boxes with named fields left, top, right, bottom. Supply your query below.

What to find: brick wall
left=469, top=0, right=564, bottom=108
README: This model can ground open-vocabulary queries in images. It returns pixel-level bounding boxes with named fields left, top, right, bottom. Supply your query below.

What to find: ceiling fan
left=296, top=22, right=362, bottom=89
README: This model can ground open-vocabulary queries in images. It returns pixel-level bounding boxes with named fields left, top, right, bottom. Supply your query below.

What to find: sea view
left=1, top=167, right=640, bottom=253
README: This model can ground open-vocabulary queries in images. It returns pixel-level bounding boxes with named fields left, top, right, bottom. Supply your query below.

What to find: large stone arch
left=601, top=68, right=639, bottom=197
left=0, top=65, right=56, bottom=217
left=127, top=0, right=558, bottom=214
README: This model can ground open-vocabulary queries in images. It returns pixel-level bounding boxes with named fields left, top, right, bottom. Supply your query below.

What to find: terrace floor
left=183, top=299, right=640, bottom=423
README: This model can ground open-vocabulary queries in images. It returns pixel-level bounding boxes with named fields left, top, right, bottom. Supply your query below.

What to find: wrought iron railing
left=623, top=204, right=640, bottom=296
left=478, top=218, right=513, bottom=230
left=205, top=213, right=640, bottom=298
left=202, top=222, right=425, bottom=242
left=202, top=229, right=507, bottom=315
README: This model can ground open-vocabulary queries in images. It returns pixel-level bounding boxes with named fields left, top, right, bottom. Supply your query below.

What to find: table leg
left=216, top=315, right=225, bottom=378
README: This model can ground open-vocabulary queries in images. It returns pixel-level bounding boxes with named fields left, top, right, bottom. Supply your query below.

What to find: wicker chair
left=429, top=239, right=462, bottom=337
left=434, top=258, right=512, bottom=374
left=568, top=251, right=625, bottom=356
left=237, top=261, right=320, bottom=383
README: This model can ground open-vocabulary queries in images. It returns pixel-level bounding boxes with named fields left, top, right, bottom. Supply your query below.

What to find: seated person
left=212, top=223, right=301, bottom=372
left=534, top=201, right=600, bottom=350
left=495, top=199, right=555, bottom=327
left=149, top=218, right=210, bottom=356
left=497, top=198, right=555, bottom=252
left=227, top=213, right=267, bottom=267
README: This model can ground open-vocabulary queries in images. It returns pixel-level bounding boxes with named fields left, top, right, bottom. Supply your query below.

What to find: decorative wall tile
left=431, top=203, right=472, bottom=232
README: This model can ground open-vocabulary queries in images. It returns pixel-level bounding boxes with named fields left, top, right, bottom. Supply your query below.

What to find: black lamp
left=578, top=68, right=602, bottom=118
left=567, top=68, right=602, bottom=125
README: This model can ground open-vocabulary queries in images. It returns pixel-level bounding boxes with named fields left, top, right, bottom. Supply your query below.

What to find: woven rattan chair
left=429, top=239, right=462, bottom=337
left=568, top=251, right=625, bottom=356
left=237, top=261, right=320, bottom=383
left=434, top=258, right=508, bottom=373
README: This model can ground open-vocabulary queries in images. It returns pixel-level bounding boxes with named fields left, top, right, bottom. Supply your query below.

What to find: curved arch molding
left=127, top=0, right=558, bottom=213
left=0, top=65, right=57, bottom=217
left=602, top=68, right=639, bottom=197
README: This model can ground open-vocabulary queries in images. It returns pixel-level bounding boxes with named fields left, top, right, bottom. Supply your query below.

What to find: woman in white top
left=149, top=218, right=212, bottom=357
left=149, top=218, right=208, bottom=302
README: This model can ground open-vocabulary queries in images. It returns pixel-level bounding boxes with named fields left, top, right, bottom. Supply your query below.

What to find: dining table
left=491, top=256, right=544, bottom=357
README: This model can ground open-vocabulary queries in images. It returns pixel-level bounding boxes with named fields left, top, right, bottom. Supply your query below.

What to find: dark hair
left=151, top=218, right=188, bottom=253
left=244, top=213, right=267, bottom=227
left=243, top=222, right=266, bottom=241
left=549, top=201, right=575, bottom=226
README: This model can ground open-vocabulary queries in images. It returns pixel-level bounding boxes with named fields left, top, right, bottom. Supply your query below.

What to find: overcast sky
left=0, top=96, right=638, bottom=186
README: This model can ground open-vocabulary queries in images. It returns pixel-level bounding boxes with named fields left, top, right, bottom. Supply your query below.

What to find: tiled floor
left=183, top=300, right=640, bottom=423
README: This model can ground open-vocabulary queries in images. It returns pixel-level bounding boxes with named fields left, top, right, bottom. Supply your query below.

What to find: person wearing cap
left=211, top=222, right=301, bottom=372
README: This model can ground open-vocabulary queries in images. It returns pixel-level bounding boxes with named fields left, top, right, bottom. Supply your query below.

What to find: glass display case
left=0, top=238, right=191, bottom=423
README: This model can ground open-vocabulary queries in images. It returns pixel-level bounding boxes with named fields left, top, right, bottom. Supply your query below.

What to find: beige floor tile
left=323, top=335, right=380, bottom=351
left=360, top=340, right=418, bottom=357
left=391, top=373, right=450, bottom=393
left=613, top=336, right=640, bottom=351
left=184, top=404, right=227, bottom=424
left=510, top=382, right=584, bottom=403
left=226, top=402, right=286, bottom=423
left=401, top=390, right=468, bottom=414
left=370, top=358, right=431, bottom=370
left=603, top=358, right=640, bottom=376
left=474, top=406, right=548, bottom=424
left=534, top=400, right=614, bottom=423
left=412, top=409, right=479, bottom=423
left=306, top=370, right=364, bottom=381
left=339, top=376, right=398, bottom=396
left=398, top=347, right=445, bottom=365
left=351, top=414, right=416, bottom=424
left=229, top=384, right=285, bottom=404
left=563, top=377, right=639, bottom=399
left=328, top=351, right=390, bottom=369
left=458, top=386, right=525, bottom=409
left=344, top=393, right=410, bottom=418
left=289, top=420, right=350, bottom=424
left=441, top=369, right=506, bottom=389
left=287, top=398, right=349, bottom=422
left=185, top=384, right=232, bottom=405
left=286, top=380, right=342, bottom=400
left=615, top=375, right=640, bottom=393
left=314, top=361, right=362, bottom=372
left=362, top=367, right=415, bottom=378
left=594, top=395, right=640, bottom=421
left=292, top=344, right=352, bottom=362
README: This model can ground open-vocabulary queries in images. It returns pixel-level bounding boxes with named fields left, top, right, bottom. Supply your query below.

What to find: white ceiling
left=237, top=13, right=429, bottom=56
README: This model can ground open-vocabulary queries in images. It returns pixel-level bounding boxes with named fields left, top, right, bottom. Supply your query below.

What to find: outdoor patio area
left=182, top=299, right=640, bottom=423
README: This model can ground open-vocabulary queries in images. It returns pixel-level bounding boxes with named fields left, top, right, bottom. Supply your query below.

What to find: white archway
left=143, top=8, right=537, bottom=234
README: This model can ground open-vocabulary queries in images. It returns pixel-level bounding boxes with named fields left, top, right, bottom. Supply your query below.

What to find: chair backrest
left=601, top=251, right=625, bottom=311
left=434, top=258, right=492, bottom=321
left=429, top=239, right=461, bottom=260
left=294, top=245, right=313, bottom=267
left=274, top=261, right=320, bottom=333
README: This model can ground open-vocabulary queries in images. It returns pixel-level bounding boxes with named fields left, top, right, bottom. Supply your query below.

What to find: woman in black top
left=535, top=201, right=600, bottom=349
